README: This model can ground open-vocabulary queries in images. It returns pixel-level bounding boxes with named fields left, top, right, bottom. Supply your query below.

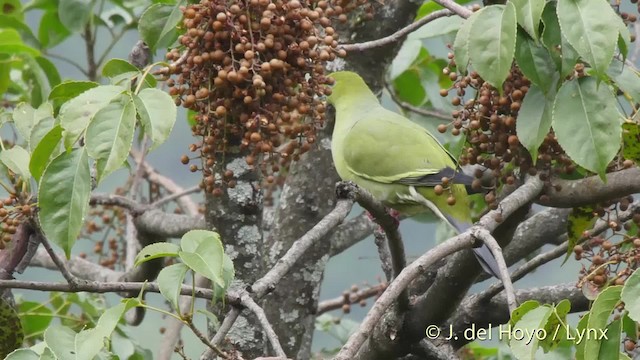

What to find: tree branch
left=339, top=9, right=453, bottom=52
left=541, top=168, right=640, bottom=208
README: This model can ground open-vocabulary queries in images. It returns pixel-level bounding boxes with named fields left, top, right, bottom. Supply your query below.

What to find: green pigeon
left=327, top=71, right=501, bottom=278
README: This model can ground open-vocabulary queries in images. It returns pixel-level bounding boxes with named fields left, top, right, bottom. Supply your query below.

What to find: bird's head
left=326, top=71, right=377, bottom=109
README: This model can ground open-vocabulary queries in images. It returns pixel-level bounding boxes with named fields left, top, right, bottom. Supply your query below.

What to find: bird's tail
left=444, top=216, right=502, bottom=279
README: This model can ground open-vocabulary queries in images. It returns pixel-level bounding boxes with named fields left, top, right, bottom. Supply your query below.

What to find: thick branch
left=542, top=168, right=640, bottom=208
left=133, top=210, right=206, bottom=238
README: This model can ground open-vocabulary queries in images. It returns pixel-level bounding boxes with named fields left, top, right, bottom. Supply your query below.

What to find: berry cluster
left=574, top=197, right=640, bottom=290
left=167, top=0, right=370, bottom=196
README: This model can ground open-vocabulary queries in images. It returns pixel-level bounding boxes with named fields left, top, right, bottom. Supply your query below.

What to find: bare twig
left=317, top=283, right=386, bottom=315
left=186, top=320, right=230, bottom=359
left=200, top=308, right=241, bottom=360
left=339, top=9, right=454, bottom=52
left=152, top=186, right=201, bottom=208
left=90, top=193, right=147, bottom=214
left=386, top=85, right=451, bottom=120
left=373, top=230, right=393, bottom=281
left=431, top=0, right=473, bottom=18
left=470, top=227, right=517, bottom=313
left=36, top=231, right=82, bottom=287
left=251, top=196, right=353, bottom=298
left=238, top=292, right=287, bottom=358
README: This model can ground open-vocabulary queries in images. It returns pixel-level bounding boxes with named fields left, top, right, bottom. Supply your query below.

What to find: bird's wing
left=342, top=110, right=471, bottom=186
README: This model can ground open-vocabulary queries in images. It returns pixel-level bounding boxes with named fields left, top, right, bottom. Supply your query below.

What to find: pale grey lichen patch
left=227, top=157, right=251, bottom=177
left=302, top=256, right=328, bottom=283
left=280, top=308, right=299, bottom=323
left=228, top=314, right=256, bottom=347
left=237, top=225, right=261, bottom=245
left=320, top=137, right=332, bottom=150
left=225, top=245, right=239, bottom=260
left=288, top=336, right=296, bottom=348
left=295, top=293, right=308, bottom=305
left=327, top=57, right=346, bottom=72
left=228, top=182, right=253, bottom=206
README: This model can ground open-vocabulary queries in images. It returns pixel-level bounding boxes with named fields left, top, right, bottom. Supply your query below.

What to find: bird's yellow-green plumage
left=327, top=71, right=471, bottom=226
left=327, top=71, right=500, bottom=278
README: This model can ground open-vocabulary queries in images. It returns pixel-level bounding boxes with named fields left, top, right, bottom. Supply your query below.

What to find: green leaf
left=557, top=0, right=619, bottom=76
left=389, top=39, right=422, bottom=79
left=0, top=145, right=31, bottom=179
left=622, top=312, right=637, bottom=341
left=408, top=16, right=463, bottom=40
left=622, top=268, right=640, bottom=322
left=0, top=0, right=23, bottom=19
left=0, top=15, right=39, bottom=46
left=617, top=21, right=631, bottom=60
left=392, top=70, right=425, bottom=106
left=58, top=85, right=125, bottom=149
left=541, top=2, right=578, bottom=77
left=510, top=305, right=553, bottom=360
left=468, top=3, right=517, bottom=90
left=134, top=242, right=180, bottom=266
left=516, top=84, right=554, bottom=161
left=102, top=58, right=139, bottom=78
left=180, top=230, right=220, bottom=253
left=38, top=10, right=71, bottom=48
left=85, top=95, right=136, bottom=182
left=29, top=107, right=55, bottom=152
left=564, top=206, right=597, bottom=262
left=514, top=30, right=557, bottom=94
left=29, top=124, right=62, bottom=182
left=552, top=77, right=621, bottom=178
left=540, top=299, right=571, bottom=352
left=58, top=0, right=93, bottom=32
left=453, top=11, right=479, bottom=73
left=18, top=301, right=53, bottom=336
left=608, top=59, right=640, bottom=103
left=38, top=148, right=90, bottom=257
left=575, top=313, right=589, bottom=359
left=35, top=56, right=61, bottom=88
left=45, top=299, right=140, bottom=360
left=133, top=88, right=177, bottom=150
left=583, top=286, right=622, bottom=359
left=0, top=29, right=39, bottom=56
left=622, top=122, right=640, bottom=164
left=5, top=349, right=38, bottom=360
left=598, top=318, right=621, bottom=360
left=512, top=0, right=545, bottom=41
left=157, top=263, right=189, bottom=312
left=49, top=81, right=98, bottom=110
left=179, top=230, right=224, bottom=286
left=510, top=300, right=540, bottom=325
left=138, top=2, right=183, bottom=52
left=213, top=253, right=234, bottom=300
left=12, top=102, right=52, bottom=142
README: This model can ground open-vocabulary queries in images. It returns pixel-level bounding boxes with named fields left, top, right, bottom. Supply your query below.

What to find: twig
left=132, top=148, right=200, bottom=216
left=470, top=227, right=517, bottom=314
left=251, top=196, right=353, bottom=298
left=152, top=186, right=201, bottom=208
left=186, top=320, right=230, bottom=359
left=339, top=9, right=454, bottom=52
left=36, top=231, right=81, bottom=287
left=90, top=193, right=147, bottom=214
left=343, top=182, right=408, bottom=310
left=431, top=0, right=473, bottom=18
left=333, top=177, right=543, bottom=360
left=238, top=292, right=287, bottom=358
left=42, top=52, right=89, bottom=77
left=386, top=85, right=451, bottom=120
left=153, top=50, right=189, bottom=75
left=373, top=230, right=393, bottom=281
left=316, top=283, right=386, bottom=315
left=200, top=308, right=240, bottom=360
